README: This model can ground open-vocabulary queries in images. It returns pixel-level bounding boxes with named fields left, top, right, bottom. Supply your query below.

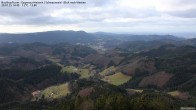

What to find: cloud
left=168, top=9, right=196, bottom=18
left=0, top=0, right=196, bottom=33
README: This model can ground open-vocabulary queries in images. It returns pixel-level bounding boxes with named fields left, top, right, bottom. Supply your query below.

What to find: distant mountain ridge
left=0, top=30, right=184, bottom=44
left=0, top=31, right=94, bottom=44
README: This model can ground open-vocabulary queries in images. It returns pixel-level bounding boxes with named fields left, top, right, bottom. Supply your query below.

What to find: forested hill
left=0, top=31, right=183, bottom=44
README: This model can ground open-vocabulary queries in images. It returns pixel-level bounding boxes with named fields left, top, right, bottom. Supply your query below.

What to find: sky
left=0, top=0, right=196, bottom=34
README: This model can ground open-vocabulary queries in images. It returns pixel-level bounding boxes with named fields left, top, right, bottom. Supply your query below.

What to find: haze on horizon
left=0, top=0, right=196, bottom=35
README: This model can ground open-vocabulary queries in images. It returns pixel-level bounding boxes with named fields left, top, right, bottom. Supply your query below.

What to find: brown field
left=122, top=58, right=156, bottom=75
left=122, top=59, right=140, bottom=75
left=139, top=71, right=173, bottom=88
left=78, top=87, right=94, bottom=98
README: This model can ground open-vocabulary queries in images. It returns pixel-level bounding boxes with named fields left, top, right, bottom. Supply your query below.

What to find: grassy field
left=168, top=91, right=181, bottom=97
left=100, top=66, right=116, bottom=76
left=45, top=55, right=63, bottom=67
left=168, top=90, right=191, bottom=100
left=102, top=72, right=132, bottom=86
left=61, top=66, right=78, bottom=73
left=39, top=83, right=70, bottom=100
left=78, top=69, right=91, bottom=78
left=126, top=89, right=143, bottom=95
left=61, top=66, right=91, bottom=78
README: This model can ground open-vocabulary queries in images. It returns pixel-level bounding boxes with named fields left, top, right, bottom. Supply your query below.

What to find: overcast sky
left=0, top=0, right=196, bottom=34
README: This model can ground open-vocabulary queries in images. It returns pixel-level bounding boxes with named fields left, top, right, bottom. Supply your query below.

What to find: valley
left=0, top=31, right=195, bottom=110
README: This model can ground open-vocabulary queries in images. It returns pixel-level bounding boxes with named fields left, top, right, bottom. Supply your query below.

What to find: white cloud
left=118, top=0, right=154, bottom=9
left=0, top=0, right=196, bottom=33
left=155, top=0, right=196, bottom=12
